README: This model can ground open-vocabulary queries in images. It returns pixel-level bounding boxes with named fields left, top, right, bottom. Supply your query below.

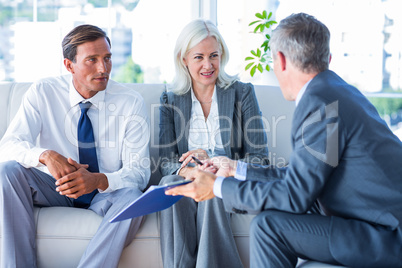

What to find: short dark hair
left=62, top=24, right=111, bottom=62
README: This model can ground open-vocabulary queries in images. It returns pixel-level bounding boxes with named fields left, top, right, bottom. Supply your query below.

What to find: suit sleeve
left=158, top=91, right=182, bottom=176
left=237, top=83, right=270, bottom=165
left=246, top=163, right=287, bottom=182
left=221, top=97, right=343, bottom=214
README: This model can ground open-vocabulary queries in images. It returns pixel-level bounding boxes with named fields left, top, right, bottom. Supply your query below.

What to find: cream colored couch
left=0, top=81, right=344, bottom=268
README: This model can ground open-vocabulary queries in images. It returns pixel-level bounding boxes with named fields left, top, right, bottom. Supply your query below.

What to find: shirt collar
left=191, top=85, right=217, bottom=104
left=69, top=79, right=106, bottom=109
left=295, top=79, right=312, bottom=107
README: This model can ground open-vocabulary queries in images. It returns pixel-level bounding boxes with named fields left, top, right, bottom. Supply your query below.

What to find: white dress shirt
left=175, top=86, right=225, bottom=175
left=188, top=86, right=225, bottom=157
left=295, top=79, right=312, bottom=107
left=0, top=74, right=150, bottom=192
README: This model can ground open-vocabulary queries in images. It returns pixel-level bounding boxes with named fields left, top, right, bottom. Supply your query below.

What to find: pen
left=191, top=156, right=204, bottom=165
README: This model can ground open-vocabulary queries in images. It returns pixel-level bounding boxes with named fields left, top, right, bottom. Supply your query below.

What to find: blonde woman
left=158, top=19, right=269, bottom=268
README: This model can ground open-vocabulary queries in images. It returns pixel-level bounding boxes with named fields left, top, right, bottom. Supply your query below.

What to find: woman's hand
left=202, top=156, right=237, bottom=178
left=179, top=149, right=210, bottom=168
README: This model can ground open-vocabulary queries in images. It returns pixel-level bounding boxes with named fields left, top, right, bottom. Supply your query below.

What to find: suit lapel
left=217, top=85, right=235, bottom=157
left=174, top=91, right=192, bottom=155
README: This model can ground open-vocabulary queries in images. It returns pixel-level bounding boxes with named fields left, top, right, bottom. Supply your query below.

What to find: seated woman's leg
left=196, top=197, right=243, bottom=268
left=159, top=175, right=198, bottom=268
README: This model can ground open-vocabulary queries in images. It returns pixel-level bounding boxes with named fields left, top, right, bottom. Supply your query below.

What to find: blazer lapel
left=217, top=85, right=235, bottom=157
left=174, top=91, right=192, bottom=155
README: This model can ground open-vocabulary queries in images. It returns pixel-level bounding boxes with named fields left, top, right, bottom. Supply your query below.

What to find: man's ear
left=277, top=51, right=286, bottom=71
left=64, top=58, right=74, bottom=74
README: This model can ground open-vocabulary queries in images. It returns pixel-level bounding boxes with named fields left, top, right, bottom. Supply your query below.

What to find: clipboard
left=110, top=180, right=191, bottom=222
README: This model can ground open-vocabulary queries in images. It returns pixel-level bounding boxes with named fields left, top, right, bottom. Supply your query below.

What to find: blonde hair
left=169, top=19, right=238, bottom=95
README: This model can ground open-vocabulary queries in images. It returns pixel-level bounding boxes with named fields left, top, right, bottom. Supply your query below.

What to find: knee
left=159, top=174, right=183, bottom=185
left=0, top=160, right=25, bottom=179
left=250, top=210, right=286, bottom=239
left=0, top=160, right=21, bottom=173
left=0, top=160, right=25, bottom=189
left=119, top=187, right=142, bottom=198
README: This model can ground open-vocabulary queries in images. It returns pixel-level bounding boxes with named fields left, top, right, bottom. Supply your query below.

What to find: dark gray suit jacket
left=159, top=81, right=269, bottom=176
left=221, top=70, right=402, bottom=266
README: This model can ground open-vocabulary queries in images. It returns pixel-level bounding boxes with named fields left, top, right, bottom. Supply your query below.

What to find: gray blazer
left=159, top=81, right=269, bottom=176
left=220, top=70, right=402, bottom=266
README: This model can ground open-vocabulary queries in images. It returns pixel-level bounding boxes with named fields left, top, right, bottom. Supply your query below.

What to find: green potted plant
left=245, top=10, right=277, bottom=77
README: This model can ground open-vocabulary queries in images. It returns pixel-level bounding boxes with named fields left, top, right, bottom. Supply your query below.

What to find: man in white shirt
left=0, top=24, right=150, bottom=267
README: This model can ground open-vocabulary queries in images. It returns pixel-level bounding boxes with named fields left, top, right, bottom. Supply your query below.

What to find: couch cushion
left=34, top=207, right=102, bottom=268
left=254, top=85, right=294, bottom=166
left=32, top=207, right=161, bottom=268
left=0, top=82, right=30, bottom=138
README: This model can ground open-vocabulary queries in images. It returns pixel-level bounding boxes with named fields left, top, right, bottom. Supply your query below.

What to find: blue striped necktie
left=74, top=102, right=99, bottom=208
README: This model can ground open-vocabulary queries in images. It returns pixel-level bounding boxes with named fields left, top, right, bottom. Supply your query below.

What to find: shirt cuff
left=213, top=176, right=225, bottom=198
left=31, top=147, right=48, bottom=168
left=235, top=161, right=247, bottom=181
left=100, top=172, right=119, bottom=193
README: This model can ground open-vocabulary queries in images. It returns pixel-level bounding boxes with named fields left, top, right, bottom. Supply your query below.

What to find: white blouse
left=188, top=86, right=226, bottom=157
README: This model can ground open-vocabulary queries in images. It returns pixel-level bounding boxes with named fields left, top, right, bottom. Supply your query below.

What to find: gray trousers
left=159, top=175, right=243, bottom=268
left=0, top=160, right=143, bottom=268
left=250, top=210, right=402, bottom=268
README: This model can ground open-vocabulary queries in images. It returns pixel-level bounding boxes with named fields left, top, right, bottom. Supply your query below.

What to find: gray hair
left=169, top=19, right=238, bottom=95
left=270, top=13, right=330, bottom=74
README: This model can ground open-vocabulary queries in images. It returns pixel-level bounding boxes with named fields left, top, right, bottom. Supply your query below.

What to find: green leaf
left=256, top=48, right=261, bottom=57
left=251, top=50, right=258, bottom=57
left=268, top=21, right=277, bottom=26
left=249, top=20, right=260, bottom=26
left=250, top=65, right=257, bottom=77
left=266, top=65, right=271, bottom=71
left=257, top=64, right=263, bottom=73
left=262, top=10, right=267, bottom=19
left=254, top=24, right=263, bottom=33
left=245, top=56, right=254, bottom=61
left=267, top=12, right=272, bottom=20
left=255, top=12, right=264, bottom=19
left=261, top=40, right=269, bottom=52
left=245, top=62, right=254, bottom=70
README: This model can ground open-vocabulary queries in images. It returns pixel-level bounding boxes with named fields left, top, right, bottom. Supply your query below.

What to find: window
left=0, top=0, right=197, bottom=83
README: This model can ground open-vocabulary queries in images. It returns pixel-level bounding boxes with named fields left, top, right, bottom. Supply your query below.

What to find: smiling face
left=64, top=37, right=112, bottom=99
left=183, top=36, right=220, bottom=91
